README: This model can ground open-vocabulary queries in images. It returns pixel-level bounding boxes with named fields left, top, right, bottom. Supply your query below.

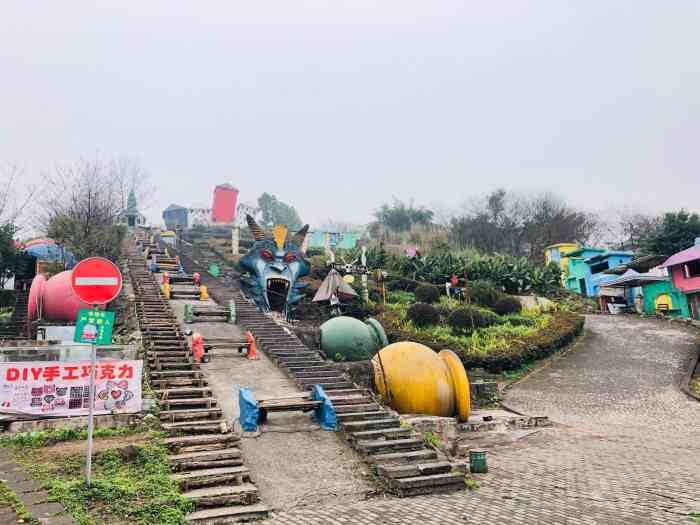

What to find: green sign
left=208, top=263, right=220, bottom=277
left=74, top=309, right=115, bottom=345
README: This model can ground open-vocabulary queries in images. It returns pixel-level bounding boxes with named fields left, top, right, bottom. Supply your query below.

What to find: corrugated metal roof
left=603, top=254, right=668, bottom=275
left=603, top=270, right=668, bottom=288
left=661, top=244, right=700, bottom=268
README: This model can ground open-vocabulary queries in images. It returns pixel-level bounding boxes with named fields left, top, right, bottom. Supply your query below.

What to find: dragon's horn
left=246, top=215, right=267, bottom=241
left=291, top=224, right=309, bottom=247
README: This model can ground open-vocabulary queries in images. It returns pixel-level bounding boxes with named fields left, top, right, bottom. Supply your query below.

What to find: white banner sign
left=0, top=360, right=142, bottom=417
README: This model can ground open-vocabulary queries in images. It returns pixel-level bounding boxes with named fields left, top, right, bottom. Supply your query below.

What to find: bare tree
left=0, top=164, right=37, bottom=227
left=109, top=157, right=155, bottom=213
left=450, top=189, right=598, bottom=262
left=37, top=159, right=130, bottom=260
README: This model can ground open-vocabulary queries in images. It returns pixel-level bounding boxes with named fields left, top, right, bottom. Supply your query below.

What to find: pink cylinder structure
left=28, top=271, right=104, bottom=322
left=211, top=183, right=239, bottom=224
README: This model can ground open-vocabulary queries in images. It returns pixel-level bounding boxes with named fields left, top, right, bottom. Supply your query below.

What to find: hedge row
left=383, top=310, right=584, bottom=373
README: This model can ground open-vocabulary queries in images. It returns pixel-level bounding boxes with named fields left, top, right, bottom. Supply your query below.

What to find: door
left=579, top=279, right=588, bottom=297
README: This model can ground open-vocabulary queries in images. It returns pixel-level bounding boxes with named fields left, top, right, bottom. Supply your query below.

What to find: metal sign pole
left=85, top=306, right=98, bottom=486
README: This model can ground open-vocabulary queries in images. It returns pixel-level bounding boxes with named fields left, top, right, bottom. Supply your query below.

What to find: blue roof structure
left=22, top=243, right=77, bottom=268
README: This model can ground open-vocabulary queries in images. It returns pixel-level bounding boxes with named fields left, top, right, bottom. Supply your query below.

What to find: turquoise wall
left=641, top=281, right=690, bottom=318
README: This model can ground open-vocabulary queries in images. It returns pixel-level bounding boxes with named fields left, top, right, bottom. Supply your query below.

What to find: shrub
left=457, top=311, right=585, bottom=372
left=503, top=314, right=537, bottom=326
left=449, top=306, right=500, bottom=334
left=493, top=296, right=522, bottom=315
left=415, top=284, right=441, bottom=304
left=385, top=277, right=420, bottom=292
left=465, top=280, right=502, bottom=308
left=407, top=303, right=440, bottom=327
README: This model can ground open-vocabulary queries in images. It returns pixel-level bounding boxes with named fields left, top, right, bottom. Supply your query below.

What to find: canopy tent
left=313, top=269, right=359, bottom=302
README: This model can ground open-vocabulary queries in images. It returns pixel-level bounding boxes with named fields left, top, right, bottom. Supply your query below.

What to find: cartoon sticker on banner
left=97, top=381, right=134, bottom=411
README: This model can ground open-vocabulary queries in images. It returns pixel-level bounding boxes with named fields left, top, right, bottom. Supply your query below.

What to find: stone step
left=323, top=388, right=368, bottom=396
left=151, top=378, right=207, bottom=388
left=150, top=370, right=203, bottom=379
left=154, top=387, right=213, bottom=398
left=336, top=411, right=389, bottom=422
left=303, top=382, right=355, bottom=391
left=168, top=448, right=243, bottom=471
left=159, top=408, right=223, bottom=422
left=341, top=418, right=400, bottom=432
left=164, top=434, right=240, bottom=452
left=160, top=397, right=217, bottom=410
left=172, top=466, right=250, bottom=490
left=182, top=483, right=259, bottom=507
left=186, top=503, right=269, bottom=524
left=358, top=438, right=425, bottom=455
left=292, top=370, right=343, bottom=379
left=162, top=421, right=230, bottom=435
left=389, top=473, right=466, bottom=497
left=378, top=461, right=455, bottom=479
left=350, top=427, right=413, bottom=442
left=334, top=403, right=379, bottom=413
left=369, top=449, right=439, bottom=465
left=327, top=396, right=375, bottom=406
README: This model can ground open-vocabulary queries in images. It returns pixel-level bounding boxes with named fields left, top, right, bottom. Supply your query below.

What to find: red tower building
left=211, top=183, right=239, bottom=224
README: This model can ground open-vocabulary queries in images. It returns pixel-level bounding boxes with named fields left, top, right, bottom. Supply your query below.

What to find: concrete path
left=269, top=315, right=700, bottom=524
left=168, top=297, right=374, bottom=512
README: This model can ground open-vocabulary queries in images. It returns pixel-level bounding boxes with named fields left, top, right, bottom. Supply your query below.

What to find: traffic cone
left=246, top=330, right=258, bottom=360
left=192, top=333, right=204, bottom=363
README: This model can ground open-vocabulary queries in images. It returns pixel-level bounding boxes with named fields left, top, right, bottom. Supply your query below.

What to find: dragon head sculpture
left=240, top=215, right=310, bottom=316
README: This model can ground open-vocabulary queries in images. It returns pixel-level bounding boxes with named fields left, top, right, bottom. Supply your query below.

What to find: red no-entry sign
left=70, top=257, right=123, bottom=305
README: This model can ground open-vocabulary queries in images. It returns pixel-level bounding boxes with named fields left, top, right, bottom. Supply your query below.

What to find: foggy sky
left=2, top=1, right=699, bottom=228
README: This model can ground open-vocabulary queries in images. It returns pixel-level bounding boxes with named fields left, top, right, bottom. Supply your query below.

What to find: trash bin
left=469, top=449, right=488, bottom=473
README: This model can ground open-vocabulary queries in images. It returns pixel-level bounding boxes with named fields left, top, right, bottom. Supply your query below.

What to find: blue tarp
left=238, top=387, right=259, bottom=432
left=22, top=244, right=77, bottom=268
left=311, top=385, right=337, bottom=431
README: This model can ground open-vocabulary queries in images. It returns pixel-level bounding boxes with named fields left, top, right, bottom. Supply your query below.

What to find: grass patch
left=5, top=430, right=191, bottom=525
left=0, top=426, right=138, bottom=449
left=0, top=481, right=39, bottom=524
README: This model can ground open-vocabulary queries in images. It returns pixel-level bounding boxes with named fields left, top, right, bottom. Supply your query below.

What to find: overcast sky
left=2, top=1, right=698, bottom=228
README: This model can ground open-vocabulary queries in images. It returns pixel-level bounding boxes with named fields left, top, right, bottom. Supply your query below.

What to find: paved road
left=268, top=316, right=700, bottom=524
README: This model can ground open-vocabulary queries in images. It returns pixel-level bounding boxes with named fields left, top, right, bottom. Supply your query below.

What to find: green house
left=641, top=280, right=690, bottom=318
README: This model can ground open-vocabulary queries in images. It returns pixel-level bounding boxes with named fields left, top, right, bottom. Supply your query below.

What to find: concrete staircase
left=173, top=242, right=468, bottom=497
left=128, top=243, right=269, bottom=523
left=0, top=291, right=29, bottom=340
left=232, top=298, right=466, bottom=496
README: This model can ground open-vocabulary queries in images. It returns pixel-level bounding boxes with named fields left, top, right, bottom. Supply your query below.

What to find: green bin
left=469, top=449, right=488, bottom=473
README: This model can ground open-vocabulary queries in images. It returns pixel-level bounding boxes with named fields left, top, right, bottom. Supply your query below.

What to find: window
left=590, top=261, right=609, bottom=274
left=685, top=260, right=700, bottom=278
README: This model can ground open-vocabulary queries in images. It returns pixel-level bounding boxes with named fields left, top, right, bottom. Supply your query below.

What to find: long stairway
left=175, top=247, right=466, bottom=497
left=127, top=243, right=269, bottom=523
left=0, top=291, right=29, bottom=340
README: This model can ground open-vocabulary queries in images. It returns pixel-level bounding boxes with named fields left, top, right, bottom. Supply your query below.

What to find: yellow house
left=544, top=243, right=579, bottom=284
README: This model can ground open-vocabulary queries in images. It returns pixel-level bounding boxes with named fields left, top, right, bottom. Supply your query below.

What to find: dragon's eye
left=261, top=250, right=273, bottom=261
left=284, top=252, right=296, bottom=263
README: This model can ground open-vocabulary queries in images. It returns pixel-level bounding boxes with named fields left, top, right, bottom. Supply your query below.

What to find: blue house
left=565, top=248, right=634, bottom=297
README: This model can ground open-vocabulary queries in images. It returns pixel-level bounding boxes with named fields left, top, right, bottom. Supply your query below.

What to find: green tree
left=257, top=193, right=303, bottom=230
left=640, top=210, right=700, bottom=256
left=371, top=199, right=434, bottom=233
left=0, top=224, right=28, bottom=288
